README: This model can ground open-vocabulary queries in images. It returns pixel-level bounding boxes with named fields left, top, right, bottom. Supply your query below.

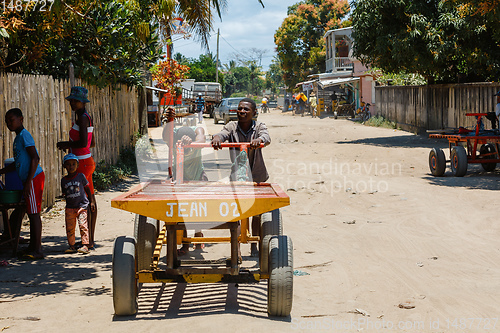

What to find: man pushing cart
left=110, top=99, right=294, bottom=317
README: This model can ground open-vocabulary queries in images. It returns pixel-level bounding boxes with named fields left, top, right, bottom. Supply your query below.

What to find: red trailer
left=428, top=113, right=500, bottom=176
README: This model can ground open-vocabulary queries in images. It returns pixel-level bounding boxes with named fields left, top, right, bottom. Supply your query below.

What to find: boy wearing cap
left=61, top=153, right=95, bottom=254
left=57, top=86, right=98, bottom=250
left=0, top=108, right=45, bottom=259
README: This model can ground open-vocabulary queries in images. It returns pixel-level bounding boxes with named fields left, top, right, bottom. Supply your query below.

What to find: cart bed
left=111, top=181, right=290, bottom=223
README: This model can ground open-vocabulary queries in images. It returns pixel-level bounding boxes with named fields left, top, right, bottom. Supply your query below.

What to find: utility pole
left=215, top=29, right=220, bottom=83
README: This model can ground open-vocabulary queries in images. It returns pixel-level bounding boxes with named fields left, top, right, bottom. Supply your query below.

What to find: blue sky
left=171, top=0, right=300, bottom=71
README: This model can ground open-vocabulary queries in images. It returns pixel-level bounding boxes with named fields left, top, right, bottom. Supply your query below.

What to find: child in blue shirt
left=0, top=108, right=45, bottom=259
left=61, top=153, right=95, bottom=254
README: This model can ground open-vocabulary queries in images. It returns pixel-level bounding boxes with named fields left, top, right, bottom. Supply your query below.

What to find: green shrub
left=364, top=115, right=397, bottom=129
left=93, top=146, right=137, bottom=191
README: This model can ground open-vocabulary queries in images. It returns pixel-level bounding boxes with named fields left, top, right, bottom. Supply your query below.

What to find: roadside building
left=296, top=27, right=376, bottom=117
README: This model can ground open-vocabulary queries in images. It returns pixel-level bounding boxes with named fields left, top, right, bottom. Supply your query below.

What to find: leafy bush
left=93, top=146, right=137, bottom=191
left=364, top=116, right=397, bottom=129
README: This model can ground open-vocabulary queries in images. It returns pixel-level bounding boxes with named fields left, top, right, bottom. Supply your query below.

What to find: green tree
left=0, top=0, right=263, bottom=86
left=1, top=1, right=161, bottom=87
left=351, top=0, right=500, bottom=83
left=266, top=57, right=284, bottom=94
left=274, top=0, right=350, bottom=89
left=179, top=53, right=224, bottom=88
left=447, top=0, right=500, bottom=49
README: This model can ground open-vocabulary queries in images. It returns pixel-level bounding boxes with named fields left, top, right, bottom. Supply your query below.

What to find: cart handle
left=182, top=142, right=265, bottom=149
left=175, top=142, right=265, bottom=183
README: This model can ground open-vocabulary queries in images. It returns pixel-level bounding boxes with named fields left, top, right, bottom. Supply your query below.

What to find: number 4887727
left=3, top=0, right=55, bottom=12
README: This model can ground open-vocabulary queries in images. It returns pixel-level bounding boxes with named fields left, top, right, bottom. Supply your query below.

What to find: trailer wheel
left=450, top=145, right=468, bottom=177
left=429, top=148, right=446, bottom=176
left=112, top=236, right=138, bottom=316
left=260, top=209, right=283, bottom=274
left=480, top=144, right=497, bottom=172
left=267, top=235, right=293, bottom=317
left=134, top=214, right=157, bottom=271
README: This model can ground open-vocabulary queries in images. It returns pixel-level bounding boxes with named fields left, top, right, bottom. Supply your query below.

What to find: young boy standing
left=211, top=98, right=271, bottom=257
left=0, top=108, right=45, bottom=259
left=61, top=153, right=95, bottom=254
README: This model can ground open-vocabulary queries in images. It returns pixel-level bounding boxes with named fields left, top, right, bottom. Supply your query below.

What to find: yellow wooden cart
left=110, top=142, right=293, bottom=317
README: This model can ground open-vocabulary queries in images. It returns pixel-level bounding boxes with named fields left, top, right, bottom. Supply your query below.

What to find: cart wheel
left=480, top=144, right=497, bottom=172
left=429, top=148, right=446, bottom=176
left=134, top=214, right=157, bottom=271
left=267, top=235, right=293, bottom=317
left=261, top=209, right=283, bottom=236
left=450, top=145, right=468, bottom=177
left=112, top=236, right=138, bottom=316
left=260, top=235, right=272, bottom=275
left=260, top=209, right=283, bottom=274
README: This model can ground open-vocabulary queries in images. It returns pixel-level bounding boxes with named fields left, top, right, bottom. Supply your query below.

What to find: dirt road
left=1, top=110, right=499, bottom=332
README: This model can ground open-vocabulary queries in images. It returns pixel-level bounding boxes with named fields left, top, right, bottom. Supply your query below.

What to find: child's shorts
left=26, top=171, right=45, bottom=214
left=77, top=156, right=96, bottom=194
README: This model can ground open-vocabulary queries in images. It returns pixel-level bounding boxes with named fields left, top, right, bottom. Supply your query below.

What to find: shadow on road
left=111, top=281, right=290, bottom=322
left=423, top=167, right=500, bottom=191
left=0, top=235, right=112, bottom=299
left=338, top=133, right=447, bottom=150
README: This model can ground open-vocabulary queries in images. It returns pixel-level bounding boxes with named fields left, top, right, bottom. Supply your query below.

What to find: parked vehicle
left=214, top=97, right=258, bottom=124
left=182, top=82, right=222, bottom=117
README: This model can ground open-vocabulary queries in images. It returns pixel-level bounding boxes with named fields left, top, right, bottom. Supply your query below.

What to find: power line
left=219, top=35, right=253, bottom=62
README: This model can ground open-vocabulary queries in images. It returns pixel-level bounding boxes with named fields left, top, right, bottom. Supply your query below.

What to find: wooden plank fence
left=0, top=72, right=142, bottom=208
left=375, top=83, right=500, bottom=133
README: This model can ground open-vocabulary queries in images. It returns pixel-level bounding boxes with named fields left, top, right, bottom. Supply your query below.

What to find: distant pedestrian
left=57, top=86, right=98, bottom=250
left=61, top=153, right=95, bottom=254
left=195, top=93, right=205, bottom=124
left=309, top=93, right=317, bottom=118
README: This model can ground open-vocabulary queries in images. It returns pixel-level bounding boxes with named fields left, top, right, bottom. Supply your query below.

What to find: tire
left=134, top=214, right=157, bottom=271
left=260, top=209, right=283, bottom=274
left=429, top=148, right=446, bottom=176
left=363, top=112, right=371, bottom=122
left=450, top=145, right=468, bottom=177
left=480, top=143, right=497, bottom=172
left=260, top=235, right=272, bottom=275
left=213, top=113, right=218, bottom=124
left=267, top=235, right=293, bottom=317
left=261, top=209, right=283, bottom=236
left=112, top=236, right=138, bottom=316
left=224, top=115, right=229, bottom=125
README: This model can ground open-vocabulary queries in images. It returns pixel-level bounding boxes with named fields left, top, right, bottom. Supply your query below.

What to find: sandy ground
left=1, top=109, right=500, bottom=332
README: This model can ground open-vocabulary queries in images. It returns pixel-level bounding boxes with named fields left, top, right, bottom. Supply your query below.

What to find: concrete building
left=298, top=27, right=376, bottom=115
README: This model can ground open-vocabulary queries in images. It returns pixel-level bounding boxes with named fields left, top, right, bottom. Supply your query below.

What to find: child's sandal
left=65, top=247, right=77, bottom=254
left=78, top=245, right=90, bottom=255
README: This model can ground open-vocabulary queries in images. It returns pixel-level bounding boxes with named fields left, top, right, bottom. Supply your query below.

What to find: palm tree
left=248, top=61, right=262, bottom=95
left=151, top=0, right=264, bottom=58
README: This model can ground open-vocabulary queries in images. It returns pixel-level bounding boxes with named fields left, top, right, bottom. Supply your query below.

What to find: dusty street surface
left=1, top=109, right=500, bottom=332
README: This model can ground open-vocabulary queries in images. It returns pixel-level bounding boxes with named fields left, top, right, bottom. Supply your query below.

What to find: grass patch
left=364, top=115, right=397, bottom=129
left=93, top=146, right=137, bottom=191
